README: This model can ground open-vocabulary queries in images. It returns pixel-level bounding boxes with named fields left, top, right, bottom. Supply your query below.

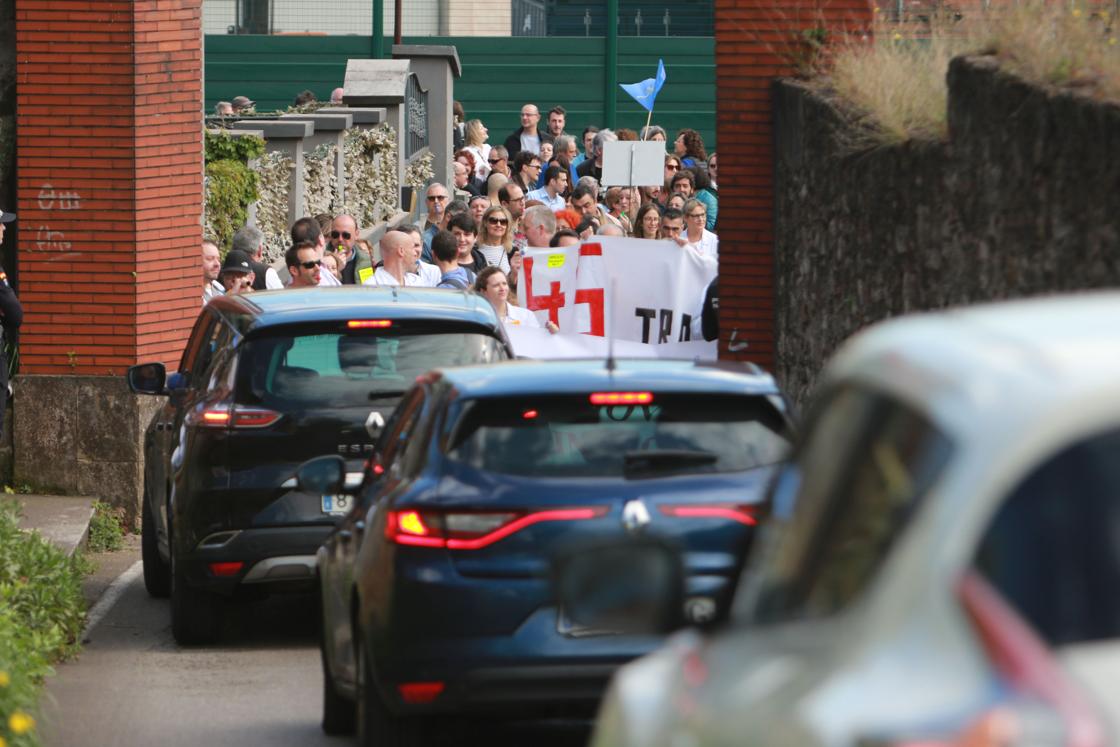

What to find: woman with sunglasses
left=463, top=119, right=492, bottom=181
left=664, top=155, right=683, bottom=195
left=475, top=266, right=558, bottom=333
left=477, top=206, right=512, bottom=272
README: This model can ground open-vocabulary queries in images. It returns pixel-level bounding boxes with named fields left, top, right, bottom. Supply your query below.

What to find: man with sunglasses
left=285, top=240, right=322, bottom=288
left=421, top=183, right=450, bottom=262
left=329, top=213, right=363, bottom=284
left=290, top=216, right=341, bottom=286
left=487, top=146, right=510, bottom=177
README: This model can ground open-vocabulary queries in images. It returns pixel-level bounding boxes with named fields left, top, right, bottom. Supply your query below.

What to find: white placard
left=600, top=141, right=667, bottom=187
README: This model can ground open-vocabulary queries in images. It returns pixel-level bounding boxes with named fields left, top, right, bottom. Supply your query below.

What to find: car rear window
left=740, top=386, right=953, bottom=624
left=235, top=329, right=506, bottom=410
left=444, top=393, right=790, bottom=478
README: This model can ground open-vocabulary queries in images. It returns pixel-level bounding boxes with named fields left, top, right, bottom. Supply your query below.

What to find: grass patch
left=816, top=1, right=1120, bottom=146
left=0, top=501, right=88, bottom=747
left=87, top=502, right=125, bottom=553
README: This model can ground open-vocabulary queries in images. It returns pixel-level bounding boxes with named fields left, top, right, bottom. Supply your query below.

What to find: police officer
left=0, top=210, right=25, bottom=436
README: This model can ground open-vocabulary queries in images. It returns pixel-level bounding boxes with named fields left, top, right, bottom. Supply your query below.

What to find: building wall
left=713, top=0, right=871, bottom=371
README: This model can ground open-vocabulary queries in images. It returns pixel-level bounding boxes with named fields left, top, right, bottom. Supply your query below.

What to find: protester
left=291, top=217, right=341, bottom=286
left=707, top=152, right=718, bottom=192
left=0, top=210, right=21, bottom=437
left=660, top=208, right=687, bottom=246
left=231, top=95, right=255, bottom=113
left=320, top=252, right=342, bottom=282
left=507, top=247, right=523, bottom=304
left=477, top=206, right=513, bottom=272
left=487, top=145, right=511, bottom=177
left=364, top=231, right=424, bottom=287
left=232, top=225, right=284, bottom=290
left=504, top=104, right=553, bottom=159
left=640, top=125, right=667, bottom=142
left=550, top=229, right=581, bottom=248
left=219, top=249, right=255, bottom=295
left=453, top=101, right=466, bottom=150
left=546, top=106, right=567, bottom=139
left=475, top=267, right=558, bottom=333
left=498, top=184, right=527, bottom=251
left=526, top=165, right=567, bottom=211
left=330, top=87, right=345, bottom=105
left=432, top=230, right=473, bottom=289
left=603, top=187, right=632, bottom=233
left=201, top=239, right=224, bottom=304
left=286, top=241, right=321, bottom=288
left=633, top=202, right=662, bottom=239
left=682, top=198, right=719, bottom=260
left=576, top=128, right=617, bottom=182
left=421, top=183, right=450, bottom=261
left=463, top=119, right=492, bottom=180
left=398, top=224, right=442, bottom=286
left=666, top=192, right=687, bottom=213
left=468, top=195, right=490, bottom=227
left=670, top=169, right=695, bottom=199
left=293, top=89, right=317, bottom=107
left=690, top=165, right=719, bottom=231
left=674, top=128, right=708, bottom=168
left=448, top=213, right=487, bottom=273
left=522, top=204, right=557, bottom=249
left=214, top=101, right=234, bottom=117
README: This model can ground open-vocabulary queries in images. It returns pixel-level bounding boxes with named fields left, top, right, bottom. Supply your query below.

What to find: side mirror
left=127, top=362, right=167, bottom=395
left=296, top=455, right=348, bottom=495
left=552, top=538, right=685, bottom=636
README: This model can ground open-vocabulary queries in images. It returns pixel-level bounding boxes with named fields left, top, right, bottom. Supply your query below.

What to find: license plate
left=321, top=494, right=352, bottom=516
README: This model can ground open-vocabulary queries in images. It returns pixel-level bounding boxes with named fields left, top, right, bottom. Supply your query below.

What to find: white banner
left=506, top=327, right=717, bottom=361
left=521, top=237, right=717, bottom=344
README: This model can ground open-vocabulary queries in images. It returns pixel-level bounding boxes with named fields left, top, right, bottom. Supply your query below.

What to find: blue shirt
left=421, top=223, right=439, bottom=264
left=437, top=266, right=474, bottom=290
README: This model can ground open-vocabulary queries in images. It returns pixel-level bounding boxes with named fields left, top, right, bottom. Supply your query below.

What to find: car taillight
left=385, top=507, right=607, bottom=550
left=955, top=572, right=1105, bottom=747
left=397, top=681, right=444, bottom=704
left=348, top=320, right=392, bottom=329
left=590, top=391, right=654, bottom=405
left=658, top=503, right=759, bottom=526
left=194, top=405, right=282, bottom=429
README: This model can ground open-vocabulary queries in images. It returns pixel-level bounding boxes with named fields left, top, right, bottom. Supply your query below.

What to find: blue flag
left=619, top=59, right=666, bottom=112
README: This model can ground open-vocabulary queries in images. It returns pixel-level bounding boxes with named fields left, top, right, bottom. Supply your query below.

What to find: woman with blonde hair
left=476, top=205, right=512, bottom=272
left=475, top=267, right=558, bottom=332
left=463, top=119, right=492, bottom=181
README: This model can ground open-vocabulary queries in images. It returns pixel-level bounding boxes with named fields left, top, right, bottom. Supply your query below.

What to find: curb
left=11, top=494, right=96, bottom=557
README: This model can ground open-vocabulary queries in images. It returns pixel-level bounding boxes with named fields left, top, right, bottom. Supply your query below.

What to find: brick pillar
left=714, top=0, right=871, bottom=372
left=13, top=0, right=201, bottom=515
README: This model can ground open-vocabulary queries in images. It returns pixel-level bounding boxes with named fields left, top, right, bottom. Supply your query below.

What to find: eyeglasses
left=687, top=212, right=706, bottom=219
left=666, top=164, right=680, bottom=171
left=330, top=230, right=352, bottom=239
left=488, top=158, right=504, bottom=164
left=528, top=163, right=541, bottom=169
left=487, top=217, right=509, bottom=226
left=427, top=195, right=449, bottom=201
left=299, top=260, right=322, bottom=269
left=507, top=196, right=526, bottom=203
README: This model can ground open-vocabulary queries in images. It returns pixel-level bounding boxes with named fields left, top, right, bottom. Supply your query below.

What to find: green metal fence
left=204, top=35, right=716, bottom=149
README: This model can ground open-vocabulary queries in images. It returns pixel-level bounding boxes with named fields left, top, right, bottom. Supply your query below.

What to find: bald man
left=503, top=103, right=554, bottom=160
left=363, top=230, right=427, bottom=287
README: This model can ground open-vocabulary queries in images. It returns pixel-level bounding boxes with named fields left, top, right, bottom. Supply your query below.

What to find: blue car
left=304, top=358, right=794, bottom=743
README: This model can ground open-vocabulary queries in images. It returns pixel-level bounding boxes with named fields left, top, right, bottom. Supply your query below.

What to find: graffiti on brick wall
left=33, top=183, right=81, bottom=256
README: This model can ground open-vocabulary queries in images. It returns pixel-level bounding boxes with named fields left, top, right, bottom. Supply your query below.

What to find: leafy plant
left=0, top=500, right=88, bottom=747
left=87, top=501, right=124, bottom=553
left=203, top=129, right=266, bottom=250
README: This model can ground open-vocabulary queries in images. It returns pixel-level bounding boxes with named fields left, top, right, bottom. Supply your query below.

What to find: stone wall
left=774, top=55, right=1120, bottom=404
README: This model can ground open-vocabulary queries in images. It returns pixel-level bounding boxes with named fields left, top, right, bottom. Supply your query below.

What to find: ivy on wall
left=405, top=150, right=435, bottom=193
left=304, top=142, right=339, bottom=217
left=203, top=129, right=265, bottom=252
left=254, top=150, right=294, bottom=262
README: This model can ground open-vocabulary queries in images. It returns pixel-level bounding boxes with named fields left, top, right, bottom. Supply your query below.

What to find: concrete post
left=342, top=59, right=411, bottom=213
left=232, top=119, right=313, bottom=228
left=391, top=45, right=461, bottom=191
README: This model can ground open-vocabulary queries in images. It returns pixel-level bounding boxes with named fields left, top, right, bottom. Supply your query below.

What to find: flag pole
left=642, top=107, right=653, bottom=140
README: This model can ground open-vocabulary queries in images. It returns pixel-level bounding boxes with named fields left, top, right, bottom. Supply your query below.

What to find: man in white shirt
left=399, top=225, right=441, bottom=287
left=201, top=240, right=223, bottom=305
left=364, top=231, right=427, bottom=287
left=526, top=166, right=568, bottom=212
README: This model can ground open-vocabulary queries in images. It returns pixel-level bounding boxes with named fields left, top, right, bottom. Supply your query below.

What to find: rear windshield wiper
left=623, top=449, right=720, bottom=477
left=367, top=390, right=407, bottom=401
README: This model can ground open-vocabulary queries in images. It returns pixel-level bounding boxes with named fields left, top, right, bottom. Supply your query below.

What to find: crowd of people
left=201, top=101, right=719, bottom=337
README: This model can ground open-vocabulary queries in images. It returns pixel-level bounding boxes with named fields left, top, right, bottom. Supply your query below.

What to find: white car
left=588, top=293, right=1120, bottom=746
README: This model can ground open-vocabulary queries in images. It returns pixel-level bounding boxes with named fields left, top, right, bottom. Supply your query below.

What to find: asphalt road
left=41, top=541, right=591, bottom=747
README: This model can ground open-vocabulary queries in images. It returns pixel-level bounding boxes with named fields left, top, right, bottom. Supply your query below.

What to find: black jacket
left=701, top=279, right=719, bottom=342
left=0, top=269, right=23, bottom=385
left=503, top=129, right=554, bottom=162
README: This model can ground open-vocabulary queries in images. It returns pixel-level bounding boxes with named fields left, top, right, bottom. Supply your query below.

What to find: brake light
left=522, top=409, right=539, bottom=420
left=955, top=571, right=1106, bottom=747
left=590, top=392, right=654, bottom=405
left=208, top=561, right=243, bottom=577
left=195, top=405, right=282, bottom=429
left=385, top=507, right=607, bottom=550
left=659, top=504, right=759, bottom=526
left=397, top=681, right=444, bottom=704
left=348, top=320, right=392, bottom=329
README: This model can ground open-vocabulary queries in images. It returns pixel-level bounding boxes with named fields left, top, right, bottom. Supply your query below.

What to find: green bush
left=203, top=129, right=266, bottom=251
left=87, top=502, right=124, bottom=553
left=0, top=501, right=88, bottom=747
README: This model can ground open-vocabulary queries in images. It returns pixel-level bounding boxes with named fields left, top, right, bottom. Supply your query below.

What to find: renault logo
left=621, top=499, right=651, bottom=534
left=365, top=410, right=386, bottom=439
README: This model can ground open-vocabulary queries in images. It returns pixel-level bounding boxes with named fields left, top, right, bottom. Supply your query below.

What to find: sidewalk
left=11, top=494, right=95, bottom=557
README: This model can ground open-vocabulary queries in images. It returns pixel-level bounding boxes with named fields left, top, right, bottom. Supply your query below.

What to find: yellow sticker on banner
left=358, top=266, right=374, bottom=284
left=547, top=254, right=565, bottom=268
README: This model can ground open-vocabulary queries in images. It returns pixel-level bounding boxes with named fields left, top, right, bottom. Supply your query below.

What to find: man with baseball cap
left=231, top=95, right=255, bottom=113
left=218, top=249, right=255, bottom=295
left=0, top=210, right=24, bottom=437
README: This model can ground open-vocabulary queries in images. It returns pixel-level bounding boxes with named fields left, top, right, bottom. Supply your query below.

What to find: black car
left=303, top=358, right=794, bottom=742
left=127, top=287, right=512, bottom=644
